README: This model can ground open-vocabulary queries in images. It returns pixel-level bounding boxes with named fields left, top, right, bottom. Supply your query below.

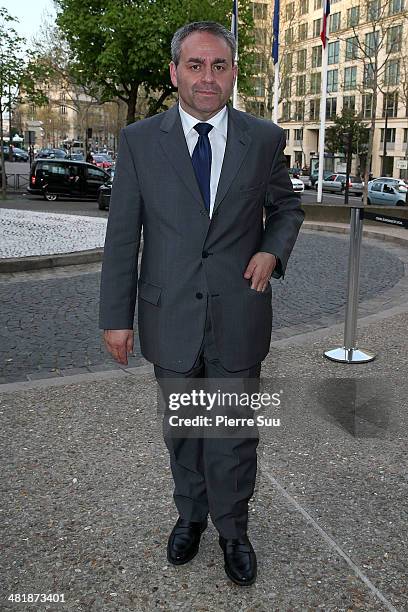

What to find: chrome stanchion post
left=324, top=205, right=376, bottom=364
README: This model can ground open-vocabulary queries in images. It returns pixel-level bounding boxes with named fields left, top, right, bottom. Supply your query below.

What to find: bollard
left=324, top=206, right=376, bottom=364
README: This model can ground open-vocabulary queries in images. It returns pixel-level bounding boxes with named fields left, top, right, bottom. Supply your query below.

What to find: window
left=343, top=95, right=356, bottom=111
left=282, top=102, right=291, bottom=120
left=252, top=52, right=266, bottom=73
left=295, top=101, right=305, bottom=121
left=40, top=162, right=67, bottom=175
left=387, top=25, right=403, bottom=53
left=60, top=105, right=67, bottom=115
left=87, top=166, right=106, bottom=179
left=251, top=76, right=265, bottom=97
left=286, top=2, right=295, bottom=19
left=368, top=0, right=380, bottom=20
left=365, top=31, right=379, bottom=57
left=328, top=41, right=339, bottom=65
left=298, top=23, right=308, bottom=41
left=284, top=129, right=290, bottom=141
left=296, top=74, right=306, bottom=96
left=251, top=2, right=268, bottom=20
left=285, top=28, right=294, bottom=44
left=363, top=63, right=375, bottom=88
left=281, top=76, right=292, bottom=98
left=362, top=94, right=373, bottom=118
left=344, top=67, right=357, bottom=90
left=283, top=53, right=293, bottom=72
left=294, top=128, right=303, bottom=140
left=297, top=49, right=307, bottom=71
left=380, top=128, right=396, bottom=143
left=404, top=128, right=408, bottom=143
left=310, top=72, right=321, bottom=94
left=326, top=98, right=337, bottom=119
left=254, top=27, right=267, bottom=45
left=327, top=69, right=338, bottom=92
left=371, top=182, right=382, bottom=192
left=389, top=0, right=405, bottom=15
left=313, top=18, right=322, bottom=38
left=300, top=0, right=309, bottom=16
left=329, top=12, right=341, bottom=33
left=347, top=6, right=360, bottom=26
left=383, top=92, right=398, bottom=118
left=310, top=98, right=320, bottom=120
left=314, top=0, right=322, bottom=9
left=345, top=37, right=359, bottom=60
left=312, top=46, right=322, bottom=68
left=384, top=60, right=400, bottom=86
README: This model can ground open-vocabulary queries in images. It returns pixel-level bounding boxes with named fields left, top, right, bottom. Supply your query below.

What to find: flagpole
left=272, top=0, right=280, bottom=124
left=317, top=42, right=328, bottom=203
left=231, top=0, right=238, bottom=109
left=317, top=0, right=330, bottom=204
left=273, top=63, right=279, bottom=123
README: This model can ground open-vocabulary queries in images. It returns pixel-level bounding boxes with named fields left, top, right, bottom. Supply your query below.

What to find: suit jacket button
left=196, top=292, right=203, bottom=299
left=202, top=251, right=209, bottom=258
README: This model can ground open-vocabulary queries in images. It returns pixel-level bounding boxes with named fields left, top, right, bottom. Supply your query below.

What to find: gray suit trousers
left=155, top=296, right=261, bottom=539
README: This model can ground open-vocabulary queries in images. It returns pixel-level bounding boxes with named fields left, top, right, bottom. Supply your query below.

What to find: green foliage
left=55, top=0, right=254, bottom=121
left=326, top=109, right=369, bottom=156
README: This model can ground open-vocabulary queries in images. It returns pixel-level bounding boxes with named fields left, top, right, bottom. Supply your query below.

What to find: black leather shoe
left=219, top=535, right=257, bottom=586
left=167, top=517, right=208, bottom=565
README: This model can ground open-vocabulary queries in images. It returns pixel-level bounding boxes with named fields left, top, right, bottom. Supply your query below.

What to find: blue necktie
left=191, top=123, right=213, bottom=213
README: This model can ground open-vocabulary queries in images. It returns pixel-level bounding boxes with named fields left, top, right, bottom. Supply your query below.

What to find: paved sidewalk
left=1, top=306, right=407, bottom=611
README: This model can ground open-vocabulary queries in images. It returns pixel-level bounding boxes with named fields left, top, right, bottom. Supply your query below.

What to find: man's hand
left=244, top=252, right=277, bottom=291
left=103, top=329, right=134, bottom=365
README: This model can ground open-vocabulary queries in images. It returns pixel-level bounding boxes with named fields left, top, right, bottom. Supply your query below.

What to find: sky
left=2, top=0, right=55, bottom=43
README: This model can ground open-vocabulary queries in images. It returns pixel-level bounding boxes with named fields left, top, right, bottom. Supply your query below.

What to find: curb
left=0, top=221, right=406, bottom=273
left=0, top=248, right=103, bottom=272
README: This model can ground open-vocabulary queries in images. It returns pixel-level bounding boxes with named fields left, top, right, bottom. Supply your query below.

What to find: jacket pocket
left=138, top=280, right=162, bottom=306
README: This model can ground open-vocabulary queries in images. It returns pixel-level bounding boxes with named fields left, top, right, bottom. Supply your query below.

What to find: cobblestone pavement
left=0, top=209, right=106, bottom=257
left=0, top=230, right=406, bottom=383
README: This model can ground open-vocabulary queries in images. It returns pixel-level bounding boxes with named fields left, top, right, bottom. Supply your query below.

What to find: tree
left=55, top=0, right=254, bottom=125
left=326, top=109, right=369, bottom=166
left=0, top=7, right=51, bottom=198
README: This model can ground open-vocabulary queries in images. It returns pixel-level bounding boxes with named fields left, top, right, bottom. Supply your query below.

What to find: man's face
left=169, top=31, right=237, bottom=120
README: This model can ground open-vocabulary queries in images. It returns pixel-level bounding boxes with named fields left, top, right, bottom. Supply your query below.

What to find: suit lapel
left=213, top=105, right=252, bottom=213
left=158, top=104, right=206, bottom=212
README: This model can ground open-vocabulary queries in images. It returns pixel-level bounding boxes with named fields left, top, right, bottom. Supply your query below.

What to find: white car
left=290, top=177, right=305, bottom=193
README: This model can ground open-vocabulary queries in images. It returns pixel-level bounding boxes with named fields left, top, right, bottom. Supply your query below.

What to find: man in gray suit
left=99, top=21, right=304, bottom=586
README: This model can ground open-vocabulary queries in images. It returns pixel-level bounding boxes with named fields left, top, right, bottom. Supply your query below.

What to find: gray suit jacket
left=99, top=103, right=304, bottom=372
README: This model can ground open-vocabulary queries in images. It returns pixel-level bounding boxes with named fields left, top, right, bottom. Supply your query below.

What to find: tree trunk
left=126, top=84, right=139, bottom=125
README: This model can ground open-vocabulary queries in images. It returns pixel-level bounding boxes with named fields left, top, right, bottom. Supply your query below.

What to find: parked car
left=368, top=177, right=408, bottom=191
left=288, top=168, right=312, bottom=189
left=28, top=159, right=110, bottom=201
left=310, top=170, right=333, bottom=187
left=35, top=148, right=67, bottom=160
left=92, top=154, right=114, bottom=169
left=367, top=180, right=407, bottom=206
left=318, top=173, right=363, bottom=195
left=2, top=146, right=29, bottom=162
left=68, top=153, right=85, bottom=161
left=290, top=177, right=305, bottom=193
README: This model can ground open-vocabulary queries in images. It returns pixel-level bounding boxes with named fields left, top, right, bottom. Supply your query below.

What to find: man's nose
left=201, top=64, right=216, bottom=82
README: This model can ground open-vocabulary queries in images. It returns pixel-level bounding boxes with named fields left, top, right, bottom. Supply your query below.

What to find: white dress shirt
left=178, top=103, right=228, bottom=218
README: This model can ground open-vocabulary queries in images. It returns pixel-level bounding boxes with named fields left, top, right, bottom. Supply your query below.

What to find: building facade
left=246, top=0, right=408, bottom=178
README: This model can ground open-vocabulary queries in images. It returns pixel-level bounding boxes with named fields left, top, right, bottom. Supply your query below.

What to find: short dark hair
left=171, top=21, right=236, bottom=66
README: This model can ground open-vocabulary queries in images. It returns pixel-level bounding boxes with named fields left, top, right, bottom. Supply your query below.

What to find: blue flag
left=272, top=0, right=280, bottom=64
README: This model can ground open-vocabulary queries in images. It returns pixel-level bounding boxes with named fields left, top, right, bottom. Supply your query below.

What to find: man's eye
left=214, top=65, right=225, bottom=71
left=190, top=65, right=200, bottom=70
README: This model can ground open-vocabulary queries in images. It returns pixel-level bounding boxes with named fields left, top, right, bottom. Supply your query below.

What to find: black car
left=2, top=146, right=29, bottom=162
left=28, top=159, right=111, bottom=201
left=35, top=148, right=67, bottom=160
left=97, top=168, right=115, bottom=210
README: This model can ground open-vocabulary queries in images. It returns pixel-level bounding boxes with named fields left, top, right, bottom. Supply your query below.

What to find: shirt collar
left=178, top=102, right=228, bottom=139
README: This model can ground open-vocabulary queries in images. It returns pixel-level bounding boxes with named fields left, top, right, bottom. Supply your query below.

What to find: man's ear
left=169, top=61, right=178, bottom=88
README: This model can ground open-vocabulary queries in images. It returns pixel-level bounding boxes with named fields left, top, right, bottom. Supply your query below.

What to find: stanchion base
left=324, top=347, right=376, bottom=364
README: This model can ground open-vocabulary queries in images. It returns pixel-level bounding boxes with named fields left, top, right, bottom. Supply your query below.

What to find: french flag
left=320, top=0, right=331, bottom=48
left=231, top=0, right=238, bottom=43
left=272, top=0, right=280, bottom=65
